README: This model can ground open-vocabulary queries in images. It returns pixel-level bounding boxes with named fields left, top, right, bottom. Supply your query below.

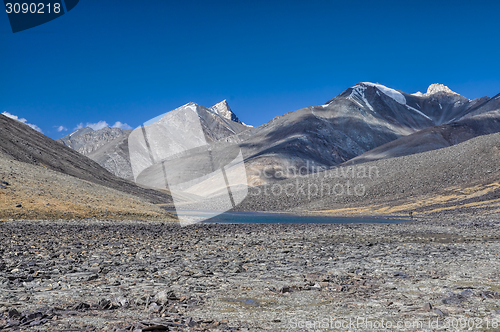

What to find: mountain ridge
left=58, top=82, right=499, bottom=188
left=0, top=113, right=170, bottom=204
left=58, top=100, right=251, bottom=180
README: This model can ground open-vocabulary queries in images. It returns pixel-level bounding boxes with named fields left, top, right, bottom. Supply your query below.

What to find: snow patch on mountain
left=356, top=83, right=433, bottom=121
left=361, top=82, right=406, bottom=105
left=348, top=85, right=374, bottom=111
left=348, top=97, right=364, bottom=109
left=186, top=103, right=198, bottom=113
left=406, top=105, right=432, bottom=120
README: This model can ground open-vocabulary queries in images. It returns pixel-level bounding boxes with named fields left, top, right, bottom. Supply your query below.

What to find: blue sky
left=1, top=0, right=500, bottom=138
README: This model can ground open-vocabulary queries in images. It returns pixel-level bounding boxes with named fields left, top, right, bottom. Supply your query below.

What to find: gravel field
left=1, top=214, right=500, bottom=331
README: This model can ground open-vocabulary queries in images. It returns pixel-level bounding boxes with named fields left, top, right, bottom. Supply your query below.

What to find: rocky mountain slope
left=60, top=100, right=250, bottom=180
left=0, top=113, right=171, bottom=209
left=59, top=127, right=131, bottom=155
left=235, top=83, right=487, bottom=177
left=58, top=83, right=500, bottom=199
left=0, top=152, right=172, bottom=220
left=172, top=82, right=495, bottom=192
left=86, top=132, right=133, bottom=180
left=235, top=131, right=500, bottom=216
left=346, top=111, right=500, bottom=165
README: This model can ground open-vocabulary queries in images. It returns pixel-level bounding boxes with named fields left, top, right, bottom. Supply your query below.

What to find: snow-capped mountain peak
left=209, top=100, right=241, bottom=124
left=426, top=83, right=459, bottom=96
left=209, top=100, right=252, bottom=127
left=359, top=82, right=406, bottom=105
left=209, top=100, right=230, bottom=118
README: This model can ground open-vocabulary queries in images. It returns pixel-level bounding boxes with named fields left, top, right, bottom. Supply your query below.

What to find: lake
left=204, top=211, right=408, bottom=224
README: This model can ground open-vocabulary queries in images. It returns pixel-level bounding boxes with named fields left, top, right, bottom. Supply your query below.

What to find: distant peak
left=426, top=83, right=459, bottom=96
left=209, top=100, right=243, bottom=124
left=78, top=127, right=93, bottom=131
left=210, top=99, right=229, bottom=111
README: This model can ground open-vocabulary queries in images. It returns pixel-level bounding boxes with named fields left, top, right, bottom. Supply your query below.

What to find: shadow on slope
left=344, top=110, right=500, bottom=165
left=0, top=153, right=175, bottom=220
left=0, top=114, right=171, bottom=204
left=234, top=132, right=500, bottom=216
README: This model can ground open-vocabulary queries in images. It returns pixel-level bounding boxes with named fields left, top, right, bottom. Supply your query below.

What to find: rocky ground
left=0, top=213, right=500, bottom=331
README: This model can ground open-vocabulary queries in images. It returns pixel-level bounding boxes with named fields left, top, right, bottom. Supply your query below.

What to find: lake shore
left=1, top=213, right=500, bottom=331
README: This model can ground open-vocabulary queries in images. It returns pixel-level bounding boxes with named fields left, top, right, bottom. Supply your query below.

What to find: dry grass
left=310, top=182, right=500, bottom=217
left=0, top=157, right=175, bottom=221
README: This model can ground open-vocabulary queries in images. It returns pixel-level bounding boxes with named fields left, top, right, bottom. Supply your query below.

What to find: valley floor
left=1, top=214, right=500, bottom=331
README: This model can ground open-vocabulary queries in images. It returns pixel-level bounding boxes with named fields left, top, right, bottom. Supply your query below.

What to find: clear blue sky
left=1, top=0, right=500, bottom=138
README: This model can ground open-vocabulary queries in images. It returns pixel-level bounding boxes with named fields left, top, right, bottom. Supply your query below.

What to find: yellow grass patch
left=310, top=182, right=500, bottom=216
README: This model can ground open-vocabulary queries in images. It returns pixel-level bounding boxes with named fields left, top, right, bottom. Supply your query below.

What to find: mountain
left=59, top=126, right=131, bottom=155
left=234, top=131, right=500, bottom=216
left=3, top=81, right=500, bottom=219
left=59, top=82, right=499, bottom=192
left=209, top=99, right=252, bottom=127
left=128, top=101, right=251, bottom=190
left=59, top=127, right=133, bottom=179
left=344, top=90, right=500, bottom=165
left=226, top=83, right=500, bottom=216
left=0, top=113, right=170, bottom=206
left=202, top=82, right=492, bottom=186
left=60, top=100, right=249, bottom=180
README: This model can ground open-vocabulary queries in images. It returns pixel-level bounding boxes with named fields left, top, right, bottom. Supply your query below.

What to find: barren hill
left=0, top=113, right=174, bottom=220
left=0, top=113, right=170, bottom=204
left=0, top=152, right=172, bottom=220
